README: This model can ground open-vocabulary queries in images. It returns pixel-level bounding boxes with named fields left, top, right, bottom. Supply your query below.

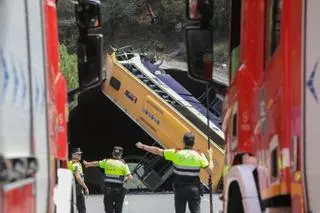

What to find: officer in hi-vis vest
left=136, top=132, right=214, bottom=213
left=83, top=146, right=133, bottom=213
left=68, top=147, right=89, bottom=213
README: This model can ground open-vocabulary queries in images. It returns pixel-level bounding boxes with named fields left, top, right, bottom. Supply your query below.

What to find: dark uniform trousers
left=174, top=184, right=201, bottom=213
left=76, top=184, right=86, bottom=213
left=103, top=185, right=126, bottom=213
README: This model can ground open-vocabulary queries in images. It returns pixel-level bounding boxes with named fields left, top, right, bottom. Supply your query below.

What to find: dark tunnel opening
left=68, top=70, right=212, bottom=194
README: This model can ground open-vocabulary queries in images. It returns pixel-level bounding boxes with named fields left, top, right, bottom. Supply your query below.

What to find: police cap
left=71, top=147, right=83, bottom=154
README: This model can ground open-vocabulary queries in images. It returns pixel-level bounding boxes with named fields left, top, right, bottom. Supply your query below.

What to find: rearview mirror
left=77, top=34, right=105, bottom=89
left=185, top=27, right=213, bottom=82
left=186, top=0, right=213, bottom=21
left=75, top=0, right=101, bottom=29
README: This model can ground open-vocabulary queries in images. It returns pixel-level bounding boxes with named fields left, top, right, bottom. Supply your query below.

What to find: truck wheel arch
left=227, top=181, right=244, bottom=213
left=224, top=165, right=262, bottom=213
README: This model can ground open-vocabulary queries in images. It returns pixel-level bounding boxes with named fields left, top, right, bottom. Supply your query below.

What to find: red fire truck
left=185, top=0, right=320, bottom=212
left=0, top=0, right=103, bottom=212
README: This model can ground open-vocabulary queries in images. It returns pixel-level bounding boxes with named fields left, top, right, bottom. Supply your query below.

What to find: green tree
left=156, top=0, right=185, bottom=29
left=59, top=44, right=78, bottom=89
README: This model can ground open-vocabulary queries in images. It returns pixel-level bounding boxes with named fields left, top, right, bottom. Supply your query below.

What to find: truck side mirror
left=77, top=34, right=104, bottom=89
left=185, top=27, right=213, bottom=82
left=186, top=0, right=213, bottom=21
left=75, top=0, right=101, bottom=29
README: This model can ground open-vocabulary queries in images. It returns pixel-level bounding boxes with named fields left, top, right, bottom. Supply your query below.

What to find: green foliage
left=102, top=0, right=138, bottom=23
left=57, top=1, right=78, bottom=52
left=59, top=44, right=78, bottom=90
left=57, top=0, right=74, bottom=20
left=57, top=0, right=229, bottom=63
left=213, top=0, right=229, bottom=41
left=156, top=0, right=185, bottom=29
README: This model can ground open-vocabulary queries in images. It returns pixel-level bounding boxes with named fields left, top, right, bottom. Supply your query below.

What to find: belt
left=104, top=185, right=126, bottom=193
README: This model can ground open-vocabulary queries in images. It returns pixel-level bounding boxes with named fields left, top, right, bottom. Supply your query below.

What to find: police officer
left=68, top=147, right=89, bottom=213
left=83, top=146, right=133, bottom=213
left=136, top=132, right=214, bottom=213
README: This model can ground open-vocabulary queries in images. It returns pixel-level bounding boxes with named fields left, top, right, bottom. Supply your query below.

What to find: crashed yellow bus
left=101, top=47, right=225, bottom=191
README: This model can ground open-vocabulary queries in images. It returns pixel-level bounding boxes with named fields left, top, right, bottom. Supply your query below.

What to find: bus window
left=229, top=0, right=242, bottom=82
left=267, top=0, right=282, bottom=60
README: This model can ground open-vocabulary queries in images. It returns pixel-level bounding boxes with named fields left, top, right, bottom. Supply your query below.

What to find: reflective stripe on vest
left=104, top=174, right=125, bottom=184
left=173, top=165, right=200, bottom=177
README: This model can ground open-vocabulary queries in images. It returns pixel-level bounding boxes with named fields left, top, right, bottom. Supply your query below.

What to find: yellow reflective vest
left=99, top=158, right=131, bottom=184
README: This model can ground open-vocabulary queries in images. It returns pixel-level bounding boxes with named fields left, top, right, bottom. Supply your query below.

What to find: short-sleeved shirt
left=68, top=160, right=84, bottom=180
left=98, top=158, right=131, bottom=186
left=164, top=149, right=209, bottom=184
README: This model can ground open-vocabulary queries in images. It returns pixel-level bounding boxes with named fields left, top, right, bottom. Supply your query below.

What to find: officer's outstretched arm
left=83, top=160, right=99, bottom=168
left=136, top=142, right=164, bottom=156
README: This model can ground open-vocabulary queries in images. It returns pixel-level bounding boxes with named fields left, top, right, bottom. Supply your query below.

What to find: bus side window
left=229, top=0, right=242, bottom=82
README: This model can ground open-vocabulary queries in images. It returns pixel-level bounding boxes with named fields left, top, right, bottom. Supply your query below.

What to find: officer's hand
left=135, top=142, right=144, bottom=149
left=84, top=187, right=89, bottom=195
left=83, top=160, right=89, bottom=168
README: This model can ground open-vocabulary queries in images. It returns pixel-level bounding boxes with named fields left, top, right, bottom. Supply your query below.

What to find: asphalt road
left=86, top=193, right=222, bottom=213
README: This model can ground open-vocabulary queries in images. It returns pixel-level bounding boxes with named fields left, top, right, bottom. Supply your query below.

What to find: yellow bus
left=102, top=48, right=225, bottom=191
